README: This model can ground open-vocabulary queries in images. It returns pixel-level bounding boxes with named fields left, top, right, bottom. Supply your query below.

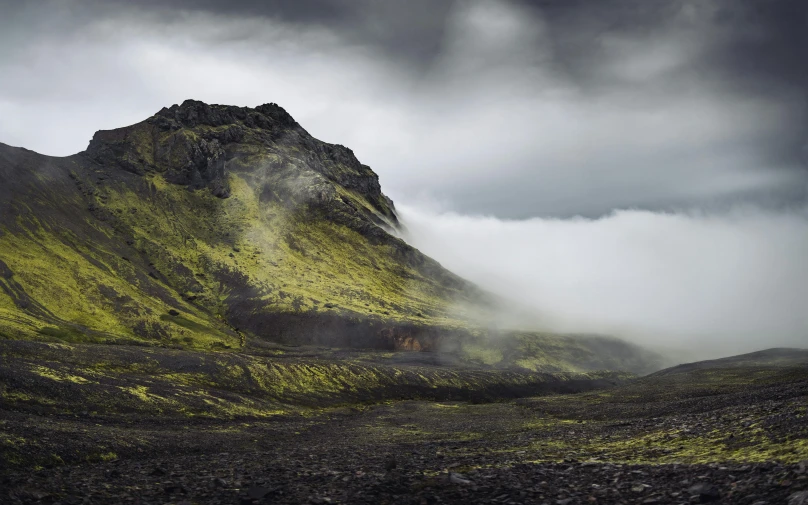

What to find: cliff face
left=85, top=100, right=398, bottom=228
left=87, top=100, right=397, bottom=225
left=0, top=100, right=486, bottom=350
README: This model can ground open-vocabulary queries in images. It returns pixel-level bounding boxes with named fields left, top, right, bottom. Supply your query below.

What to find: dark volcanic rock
left=86, top=99, right=395, bottom=223
left=689, top=482, right=721, bottom=502
left=791, top=491, right=808, bottom=505
left=1, top=346, right=806, bottom=504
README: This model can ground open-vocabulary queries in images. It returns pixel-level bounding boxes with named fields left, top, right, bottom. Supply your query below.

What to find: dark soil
left=1, top=347, right=807, bottom=504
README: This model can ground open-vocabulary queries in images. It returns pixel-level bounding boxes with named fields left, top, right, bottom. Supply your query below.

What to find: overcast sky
left=1, top=0, right=806, bottom=354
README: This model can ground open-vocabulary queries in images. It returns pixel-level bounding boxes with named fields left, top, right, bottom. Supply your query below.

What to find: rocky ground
left=1, top=347, right=807, bottom=504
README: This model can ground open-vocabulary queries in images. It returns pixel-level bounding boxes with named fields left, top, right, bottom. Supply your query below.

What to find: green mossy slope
left=0, top=100, right=662, bottom=374
left=0, top=340, right=630, bottom=421
left=0, top=101, right=483, bottom=351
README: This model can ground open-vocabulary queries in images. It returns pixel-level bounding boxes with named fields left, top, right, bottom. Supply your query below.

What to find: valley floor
left=1, top=345, right=807, bottom=504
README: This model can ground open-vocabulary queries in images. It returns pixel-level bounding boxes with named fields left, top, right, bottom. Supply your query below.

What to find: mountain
left=0, top=100, right=480, bottom=348
left=0, top=100, right=661, bottom=373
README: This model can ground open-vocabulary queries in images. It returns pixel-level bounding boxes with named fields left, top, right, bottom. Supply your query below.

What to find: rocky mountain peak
left=83, top=100, right=397, bottom=226
left=153, top=99, right=299, bottom=130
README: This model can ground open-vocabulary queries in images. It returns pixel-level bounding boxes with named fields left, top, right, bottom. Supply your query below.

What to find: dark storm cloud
left=91, top=0, right=808, bottom=101
left=524, top=0, right=808, bottom=162
left=107, top=0, right=804, bottom=216
left=518, top=0, right=808, bottom=88
left=1, top=0, right=805, bottom=216
left=86, top=0, right=456, bottom=68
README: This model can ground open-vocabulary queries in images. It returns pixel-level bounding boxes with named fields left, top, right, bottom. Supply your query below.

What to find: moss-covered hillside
left=0, top=100, right=662, bottom=373
left=0, top=100, right=489, bottom=350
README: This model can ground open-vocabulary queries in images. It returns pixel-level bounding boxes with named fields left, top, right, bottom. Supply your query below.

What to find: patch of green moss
left=159, top=313, right=214, bottom=333
left=86, top=451, right=118, bottom=463
left=31, top=365, right=94, bottom=384
left=37, top=326, right=91, bottom=343
left=572, top=427, right=808, bottom=465
left=1, top=340, right=625, bottom=422
left=462, top=344, right=504, bottom=366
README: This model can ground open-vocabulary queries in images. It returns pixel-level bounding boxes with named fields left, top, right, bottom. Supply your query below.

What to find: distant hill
left=648, top=348, right=808, bottom=377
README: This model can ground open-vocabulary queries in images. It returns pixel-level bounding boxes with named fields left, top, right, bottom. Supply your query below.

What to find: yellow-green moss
left=31, top=365, right=94, bottom=384
left=0, top=168, right=474, bottom=349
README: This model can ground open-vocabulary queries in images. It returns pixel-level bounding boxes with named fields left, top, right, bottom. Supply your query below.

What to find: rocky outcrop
left=86, top=100, right=397, bottom=223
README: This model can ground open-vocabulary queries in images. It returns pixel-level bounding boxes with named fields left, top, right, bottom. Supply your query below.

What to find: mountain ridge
left=0, top=100, right=663, bottom=374
left=0, top=99, right=494, bottom=350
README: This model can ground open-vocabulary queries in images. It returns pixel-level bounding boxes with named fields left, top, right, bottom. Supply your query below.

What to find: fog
left=1, top=0, right=806, bottom=354
left=399, top=203, right=808, bottom=356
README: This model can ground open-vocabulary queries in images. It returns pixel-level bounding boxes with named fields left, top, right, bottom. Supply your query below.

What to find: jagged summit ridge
left=85, top=99, right=396, bottom=226
left=155, top=100, right=300, bottom=130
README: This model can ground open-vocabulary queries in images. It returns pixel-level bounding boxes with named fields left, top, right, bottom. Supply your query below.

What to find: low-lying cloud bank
left=399, top=203, right=808, bottom=356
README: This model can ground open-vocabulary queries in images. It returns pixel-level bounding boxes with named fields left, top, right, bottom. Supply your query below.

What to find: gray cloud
left=85, top=0, right=456, bottom=69
left=0, top=0, right=804, bottom=217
